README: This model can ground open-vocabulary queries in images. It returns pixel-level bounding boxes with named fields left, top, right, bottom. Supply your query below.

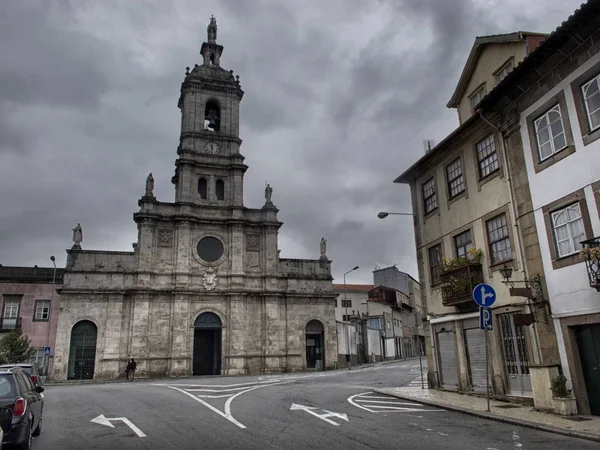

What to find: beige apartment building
left=395, top=32, right=560, bottom=401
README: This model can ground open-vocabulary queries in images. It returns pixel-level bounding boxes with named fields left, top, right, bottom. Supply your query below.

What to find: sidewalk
left=375, top=386, right=600, bottom=443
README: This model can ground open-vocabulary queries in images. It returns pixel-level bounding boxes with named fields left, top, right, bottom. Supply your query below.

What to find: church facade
left=51, top=17, right=337, bottom=381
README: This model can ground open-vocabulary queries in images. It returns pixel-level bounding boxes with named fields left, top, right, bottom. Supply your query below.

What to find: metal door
left=575, top=324, right=600, bottom=415
left=68, top=320, right=97, bottom=380
left=437, top=331, right=459, bottom=390
left=464, top=325, right=487, bottom=393
left=498, top=313, right=532, bottom=396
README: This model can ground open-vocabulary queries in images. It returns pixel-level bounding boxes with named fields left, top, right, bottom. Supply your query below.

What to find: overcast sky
left=0, top=0, right=583, bottom=284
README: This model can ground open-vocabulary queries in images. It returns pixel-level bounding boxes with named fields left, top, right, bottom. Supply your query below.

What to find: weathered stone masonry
left=52, top=18, right=337, bottom=381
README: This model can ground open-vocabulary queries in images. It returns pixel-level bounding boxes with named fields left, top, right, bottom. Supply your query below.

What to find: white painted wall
left=385, top=338, right=395, bottom=358
left=336, top=322, right=357, bottom=355
left=519, top=51, right=600, bottom=317
left=367, top=329, right=381, bottom=360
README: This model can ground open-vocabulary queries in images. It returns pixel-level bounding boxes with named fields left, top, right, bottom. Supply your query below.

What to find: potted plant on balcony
left=440, top=248, right=484, bottom=301
left=441, top=247, right=483, bottom=272
left=550, top=374, right=577, bottom=416
left=580, top=245, right=600, bottom=289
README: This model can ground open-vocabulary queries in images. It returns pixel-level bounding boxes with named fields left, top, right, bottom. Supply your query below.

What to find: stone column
left=175, top=221, right=191, bottom=287
left=169, top=293, right=191, bottom=377
left=130, top=294, right=151, bottom=376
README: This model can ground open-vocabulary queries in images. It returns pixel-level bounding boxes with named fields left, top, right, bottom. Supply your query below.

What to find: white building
left=478, top=2, right=600, bottom=415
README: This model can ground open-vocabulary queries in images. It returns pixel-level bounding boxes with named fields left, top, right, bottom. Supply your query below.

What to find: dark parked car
left=0, top=367, right=44, bottom=450
left=0, top=365, right=42, bottom=388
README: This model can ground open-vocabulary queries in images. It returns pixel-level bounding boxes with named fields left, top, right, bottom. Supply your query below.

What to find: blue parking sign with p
left=480, top=307, right=493, bottom=331
left=472, top=283, right=496, bottom=307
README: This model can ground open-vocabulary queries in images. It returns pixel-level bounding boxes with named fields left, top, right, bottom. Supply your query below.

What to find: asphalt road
left=32, top=359, right=597, bottom=449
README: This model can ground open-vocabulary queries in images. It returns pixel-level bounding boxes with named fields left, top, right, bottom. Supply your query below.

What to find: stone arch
left=204, top=99, right=221, bottom=132
left=198, top=177, right=208, bottom=199
left=68, top=320, right=98, bottom=380
left=192, top=311, right=223, bottom=376
left=305, top=319, right=325, bottom=370
left=215, top=179, right=225, bottom=201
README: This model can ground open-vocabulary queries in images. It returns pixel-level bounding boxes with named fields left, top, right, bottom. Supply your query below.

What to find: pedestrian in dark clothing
left=124, top=358, right=137, bottom=380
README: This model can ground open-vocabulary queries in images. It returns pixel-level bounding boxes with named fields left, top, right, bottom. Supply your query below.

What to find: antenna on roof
left=423, top=139, right=435, bottom=153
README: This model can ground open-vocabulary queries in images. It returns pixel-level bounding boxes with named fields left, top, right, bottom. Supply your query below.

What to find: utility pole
left=45, top=256, right=57, bottom=377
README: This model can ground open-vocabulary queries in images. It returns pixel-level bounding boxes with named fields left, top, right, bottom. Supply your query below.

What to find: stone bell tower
left=172, top=15, right=247, bottom=208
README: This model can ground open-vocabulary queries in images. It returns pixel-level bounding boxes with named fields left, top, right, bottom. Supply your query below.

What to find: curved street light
left=343, top=266, right=359, bottom=370
left=377, top=211, right=413, bottom=219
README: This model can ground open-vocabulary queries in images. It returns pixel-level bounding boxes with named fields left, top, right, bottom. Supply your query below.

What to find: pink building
left=0, top=265, right=63, bottom=372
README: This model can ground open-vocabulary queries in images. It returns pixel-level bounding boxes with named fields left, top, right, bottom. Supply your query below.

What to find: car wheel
left=16, top=423, right=32, bottom=450
left=32, top=413, right=42, bottom=437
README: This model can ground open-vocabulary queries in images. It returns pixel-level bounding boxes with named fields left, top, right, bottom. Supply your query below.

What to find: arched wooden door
left=306, top=320, right=325, bottom=370
left=68, top=320, right=97, bottom=380
left=193, top=312, right=222, bottom=375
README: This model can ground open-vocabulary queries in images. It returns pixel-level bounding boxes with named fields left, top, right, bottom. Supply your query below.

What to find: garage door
left=437, top=332, right=458, bottom=390
left=464, top=327, right=487, bottom=393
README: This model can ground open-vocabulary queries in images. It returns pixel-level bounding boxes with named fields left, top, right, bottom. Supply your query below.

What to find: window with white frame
left=495, top=59, right=513, bottom=84
left=3, top=300, right=19, bottom=318
left=470, top=85, right=487, bottom=111
left=446, top=158, right=465, bottom=198
left=422, top=177, right=437, bottom=214
left=534, top=104, right=567, bottom=161
left=582, top=74, right=600, bottom=132
left=551, top=202, right=586, bottom=258
left=34, top=300, right=50, bottom=321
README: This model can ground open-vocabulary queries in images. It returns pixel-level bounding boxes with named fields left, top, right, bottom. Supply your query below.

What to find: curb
left=373, top=389, right=600, bottom=444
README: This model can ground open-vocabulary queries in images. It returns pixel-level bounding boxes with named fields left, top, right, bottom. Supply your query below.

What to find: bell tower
left=172, top=16, right=246, bottom=207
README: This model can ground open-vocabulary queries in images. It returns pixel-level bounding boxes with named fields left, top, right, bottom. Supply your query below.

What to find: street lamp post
left=377, top=212, right=413, bottom=219
left=344, top=266, right=359, bottom=370
left=45, top=256, right=57, bottom=377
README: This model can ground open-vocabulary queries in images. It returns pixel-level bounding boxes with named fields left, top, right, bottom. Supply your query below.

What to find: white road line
left=195, top=394, right=235, bottom=399
left=152, top=380, right=279, bottom=388
left=165, top=385, right=247, bottom=429
left=355, top=400, right=422, bottom=406
left=356, top=395, right=395, bottom=399
left=186, top=386, right=255, bottom=392
left=161, top=378, right=296, bottom=429
left=366, top=405, right=441, bottom=412
left=348, top=392, right=379, bottom=413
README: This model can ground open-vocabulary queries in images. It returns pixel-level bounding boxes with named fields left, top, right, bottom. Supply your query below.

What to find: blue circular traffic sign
left=472, top=283, right=497, bottom=307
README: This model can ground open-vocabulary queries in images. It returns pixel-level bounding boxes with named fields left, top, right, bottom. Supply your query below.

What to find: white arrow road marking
left=91, top=414, right=147, bottom=437
left=290, top=403, right=349, bottom=426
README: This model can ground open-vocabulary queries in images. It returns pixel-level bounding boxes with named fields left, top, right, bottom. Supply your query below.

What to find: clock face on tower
left=204, top=141, right=220, bottom=155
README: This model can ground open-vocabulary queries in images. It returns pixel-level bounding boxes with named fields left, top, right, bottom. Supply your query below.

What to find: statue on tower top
left=207, top=15, right=217, bottom=43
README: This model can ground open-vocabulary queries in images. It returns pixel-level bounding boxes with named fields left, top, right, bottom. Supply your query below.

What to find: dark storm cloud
left=0, top=0, right=584, bottom=283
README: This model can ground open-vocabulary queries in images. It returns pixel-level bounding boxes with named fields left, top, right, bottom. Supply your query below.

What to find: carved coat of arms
left=202, top=268, right=218, bottom=291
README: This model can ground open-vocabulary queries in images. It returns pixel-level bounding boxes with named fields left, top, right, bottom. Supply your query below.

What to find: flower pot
left=552, top=397, right=577, bottom=416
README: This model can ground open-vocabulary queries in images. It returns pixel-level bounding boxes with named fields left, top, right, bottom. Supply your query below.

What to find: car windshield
left=0, top=375, right=18, bottom=398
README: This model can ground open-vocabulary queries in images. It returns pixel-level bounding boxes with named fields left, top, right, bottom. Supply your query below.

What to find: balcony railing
left=0, top=317, right=22, bottom=332
left=441, top=263, right=484, bottom=307
left=581, top=237, right=600, bottom=291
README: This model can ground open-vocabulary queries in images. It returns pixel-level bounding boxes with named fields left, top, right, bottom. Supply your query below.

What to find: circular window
left=196, top=236, right=224, bottom=262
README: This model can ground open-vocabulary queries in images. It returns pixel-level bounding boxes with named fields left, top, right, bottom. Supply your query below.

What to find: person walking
left=124, top=358, right=137, bottom=381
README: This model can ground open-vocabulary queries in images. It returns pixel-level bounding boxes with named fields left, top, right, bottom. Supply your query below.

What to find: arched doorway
left=193, top=312, right=222, bottom=375
left=68, top=320, right=97, bottom=380
left=305, top=320, right=325, bottom=370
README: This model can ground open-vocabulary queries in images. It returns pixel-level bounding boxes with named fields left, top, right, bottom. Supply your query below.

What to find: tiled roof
left=479, top=0, right=600, bottom=108
left=446, top=31, right=549, bottom=108
left=0, top=265, right=65, bottom=283
left=332, top=284, right=374, bottom=291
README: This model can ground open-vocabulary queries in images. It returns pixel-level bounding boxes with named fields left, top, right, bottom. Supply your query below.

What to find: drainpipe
left=478, top=110, right=542, bottom=365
